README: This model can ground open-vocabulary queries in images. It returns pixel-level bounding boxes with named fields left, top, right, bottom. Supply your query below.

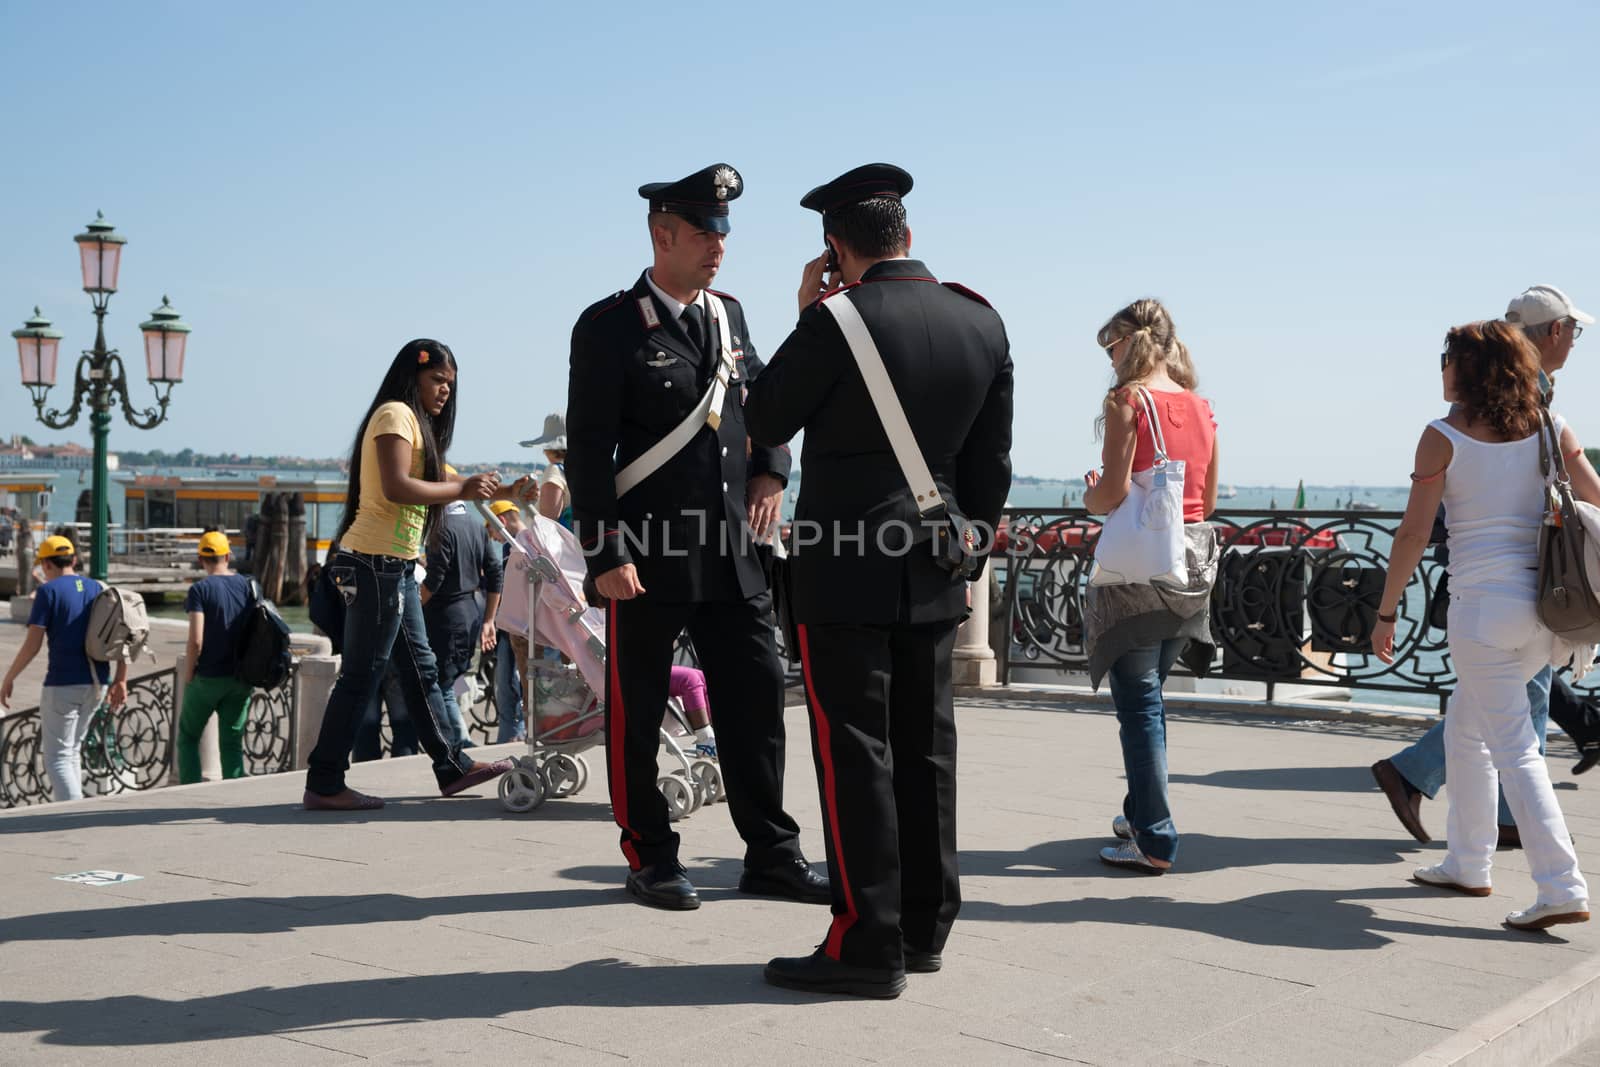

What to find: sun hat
left=520, top=413, right=567, bottom=451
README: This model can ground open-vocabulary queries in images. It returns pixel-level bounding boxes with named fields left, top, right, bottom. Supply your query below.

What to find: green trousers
left=177, top=673, right=256, bottom=784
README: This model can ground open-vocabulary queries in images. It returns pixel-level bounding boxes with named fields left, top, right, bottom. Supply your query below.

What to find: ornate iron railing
left=0, top=668, right=177, bottom=808
left=1, top=663, right=299, bottom=808
left=995, top=506, right=1581, bottom=708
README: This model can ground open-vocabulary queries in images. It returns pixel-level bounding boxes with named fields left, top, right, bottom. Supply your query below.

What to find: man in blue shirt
left=177, top=531, right=257, bottom=783
left=421, top=501, right=503, bottom=745
left=0, top=535, right=128, bottom=801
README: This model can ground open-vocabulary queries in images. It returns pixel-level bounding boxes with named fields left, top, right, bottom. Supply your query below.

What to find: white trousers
left=1444, top=592, right=1587, bottom=905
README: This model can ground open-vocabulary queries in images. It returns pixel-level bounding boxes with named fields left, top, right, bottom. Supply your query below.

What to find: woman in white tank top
left=1373, top=320, right=1600, bottom=931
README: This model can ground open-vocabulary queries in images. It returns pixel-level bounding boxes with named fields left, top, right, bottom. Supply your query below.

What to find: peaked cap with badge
left=799, top=162, right=913, bottom=216
left=641, top=163, right=744, bottom=234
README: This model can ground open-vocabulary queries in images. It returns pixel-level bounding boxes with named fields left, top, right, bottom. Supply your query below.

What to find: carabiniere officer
left=564, top=163, right=830, bottom=911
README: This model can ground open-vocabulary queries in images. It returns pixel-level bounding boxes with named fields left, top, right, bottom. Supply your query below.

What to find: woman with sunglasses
left=1372, top=320, right=1600, bottom=929
left=1082, top=298, right=1220, bottom=874
left=303, top=339, right=532, bottom=811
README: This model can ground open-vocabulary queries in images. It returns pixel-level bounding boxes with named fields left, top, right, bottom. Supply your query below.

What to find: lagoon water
left=1005, top=481, right=1412, bottom=512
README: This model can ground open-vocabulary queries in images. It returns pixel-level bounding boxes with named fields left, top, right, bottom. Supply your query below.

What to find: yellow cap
left=489, top=500, right=520, bottom=517
left=198, top=531, right=232, bottom=558
left=34, top=534, right=75, bottom=562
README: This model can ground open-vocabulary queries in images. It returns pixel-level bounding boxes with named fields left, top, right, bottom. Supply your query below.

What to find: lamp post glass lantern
left=13, top=213, right=190, bottom=580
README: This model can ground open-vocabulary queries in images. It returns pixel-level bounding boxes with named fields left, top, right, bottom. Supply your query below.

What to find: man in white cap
left=1373, top=284, right=1593, bottom=847
left=522, top=413, right=572, bottom=528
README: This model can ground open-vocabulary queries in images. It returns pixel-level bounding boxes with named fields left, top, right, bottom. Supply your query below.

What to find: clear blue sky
left=3, top=2, right=1597, bottom=487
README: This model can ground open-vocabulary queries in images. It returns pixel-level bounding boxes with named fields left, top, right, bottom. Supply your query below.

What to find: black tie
left=681, top=303, right=707, bottom=356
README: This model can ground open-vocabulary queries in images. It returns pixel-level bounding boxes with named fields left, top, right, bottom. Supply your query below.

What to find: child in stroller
left=484, top=504, right=723, bottom=815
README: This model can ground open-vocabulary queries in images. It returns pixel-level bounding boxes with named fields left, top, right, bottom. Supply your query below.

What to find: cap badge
left=713, top=167, right=740, bottom=201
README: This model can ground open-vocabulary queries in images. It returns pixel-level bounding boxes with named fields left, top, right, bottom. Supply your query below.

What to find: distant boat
left=1349, top=500, right=1381, bottom=511
left=1217, top=485, right=1238, bottom=499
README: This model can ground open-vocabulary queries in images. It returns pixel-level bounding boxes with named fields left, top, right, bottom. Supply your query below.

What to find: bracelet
left=1377, top=610, right=1397, bottom=623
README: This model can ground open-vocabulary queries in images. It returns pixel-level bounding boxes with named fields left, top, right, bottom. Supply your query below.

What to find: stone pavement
left=3, top=689, right=1600, bottom=1065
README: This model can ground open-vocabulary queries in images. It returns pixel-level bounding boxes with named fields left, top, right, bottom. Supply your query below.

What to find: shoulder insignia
left=705, top=287, right=739, bottom=304
left=584, top=291, right=629, bottom=321
left=807, top=281, right=862, bottom=312
left=636, top=296, right=662, bottom=330
left=942, top=282, right=992, bottom=308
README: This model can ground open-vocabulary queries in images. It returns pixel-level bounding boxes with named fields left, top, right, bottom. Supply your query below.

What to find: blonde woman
left=1082, top=299, right=1220, bottom=874
left=1373, top=321, right=1599, bottom=930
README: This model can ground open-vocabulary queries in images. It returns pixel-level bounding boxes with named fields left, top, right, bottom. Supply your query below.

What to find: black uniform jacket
left=566, top=270, right=792, bottom=603
left=745, top=258, right=1014, bottom=626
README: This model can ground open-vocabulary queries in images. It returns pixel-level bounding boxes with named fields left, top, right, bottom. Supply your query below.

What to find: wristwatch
left=1376, top=609, right=1397, bottom=623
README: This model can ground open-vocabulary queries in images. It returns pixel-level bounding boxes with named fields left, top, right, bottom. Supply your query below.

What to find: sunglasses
left=1572, top=321, right=1586, bottom=340
left=1440, top=350, right=1450, bottom=371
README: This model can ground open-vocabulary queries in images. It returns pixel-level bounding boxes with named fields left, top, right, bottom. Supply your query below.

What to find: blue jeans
left=494, top=630, right=525, bottom=743
left=1390, top=665, right=1552, bottom=827
left=1107, top=638, right=1187, bottom=865
left=305, top=550, right=475, bottom=796
left=351, top=668, right=417, bottom=762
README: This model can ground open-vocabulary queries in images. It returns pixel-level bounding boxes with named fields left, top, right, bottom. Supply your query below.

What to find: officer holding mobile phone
left=746, top=164, right=1015, bottom=997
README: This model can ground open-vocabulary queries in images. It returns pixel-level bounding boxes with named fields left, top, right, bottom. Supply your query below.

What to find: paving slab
left=3, top=691, right=1600, bottom=1064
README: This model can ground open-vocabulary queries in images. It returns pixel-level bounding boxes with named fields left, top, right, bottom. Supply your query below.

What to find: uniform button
left=722, top=481, right=729, bottom=491
left=721, top=446, right=728, bottom=457
left=663, top=380, right=673, bottom=389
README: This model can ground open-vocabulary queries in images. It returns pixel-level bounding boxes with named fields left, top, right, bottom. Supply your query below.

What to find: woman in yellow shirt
left=303, top=338, right=531, bottom=810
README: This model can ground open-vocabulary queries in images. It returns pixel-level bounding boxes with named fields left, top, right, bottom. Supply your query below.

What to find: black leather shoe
left=739, top=857, right=831, bottom=904
left=1497, top=824, right=1522, bottom=851
left=1576, top=747, right=1600, bottom=776
left=625, top=862, right=700, bottom=911
left=765, top=948, right=906, bottom=998
left=903, top=947, right=942, bottom=973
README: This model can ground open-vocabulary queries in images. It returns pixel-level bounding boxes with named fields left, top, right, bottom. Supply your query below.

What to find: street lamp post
left=11, top=212, right=189, bottom=581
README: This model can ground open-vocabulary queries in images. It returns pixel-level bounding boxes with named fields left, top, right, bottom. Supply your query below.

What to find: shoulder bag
left=1536, top=409, right=1600, bottom=643
left=1089, top=386, right=1188, bottom=587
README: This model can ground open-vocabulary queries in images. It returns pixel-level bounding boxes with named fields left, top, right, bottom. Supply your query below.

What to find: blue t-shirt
left=28, top=574, right=111, bottom=687
left=185, top=573, right=255, bottom=678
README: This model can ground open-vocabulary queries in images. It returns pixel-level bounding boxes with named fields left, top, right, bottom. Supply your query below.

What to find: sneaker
left=1505, top=899, right=1590, bottom=931
left=1411, top=864, right=1491, bottom=897
left=1111, top=814, right=1132, bottom=840
left=1099, top=839, right=1168, bottom=875
left=693, top=740, right=718, bottom=760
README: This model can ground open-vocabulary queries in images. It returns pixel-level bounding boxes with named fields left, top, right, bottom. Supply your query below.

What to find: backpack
left=232, top=578, right=294, bottom=690
left=85, top=584, right=154, bottom=664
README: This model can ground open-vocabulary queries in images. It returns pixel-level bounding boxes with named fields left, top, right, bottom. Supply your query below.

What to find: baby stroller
left=482, top=504, right=724, bottom=817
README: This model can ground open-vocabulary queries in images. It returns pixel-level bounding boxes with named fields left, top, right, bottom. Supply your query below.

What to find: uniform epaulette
left=807, top=281, right=861, bottom=312
left=706, top=287, right=740, bottom=303
left=585, top=291, right=628, bottom=321
left=942, top=282, right=992, bottom=308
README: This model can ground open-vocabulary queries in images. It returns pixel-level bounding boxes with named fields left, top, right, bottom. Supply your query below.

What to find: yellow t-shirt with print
left=342, top=401, right=428, bottom=560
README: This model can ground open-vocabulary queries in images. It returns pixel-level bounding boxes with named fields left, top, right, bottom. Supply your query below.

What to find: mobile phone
left=824, top=240, right=840, bottom=274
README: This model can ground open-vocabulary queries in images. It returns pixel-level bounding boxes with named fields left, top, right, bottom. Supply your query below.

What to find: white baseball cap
left=1505, top=284, right=1595, bottom=328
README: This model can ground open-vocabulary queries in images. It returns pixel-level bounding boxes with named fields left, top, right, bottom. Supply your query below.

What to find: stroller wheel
left=573, top=755, right=591, bottom=792
left=543, top=754, right=585, bottom=799
left=500, top=767, right=546, bottom=813
left=691, top=760, right=724, bottom=806
left=659, top=775, right=695, bottom=821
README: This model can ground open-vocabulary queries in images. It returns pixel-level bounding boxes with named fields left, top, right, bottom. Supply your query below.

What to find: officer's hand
left=747, top=474, right=783, bottom=536
left=595, top=564, right=646, bottom=601
left=462, top=472, right=500, bottom=500
left=798, top=253, right=832, bottom=313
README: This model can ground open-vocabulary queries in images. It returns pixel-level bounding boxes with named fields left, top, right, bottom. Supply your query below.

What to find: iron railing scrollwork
left=1, top=667, right=176, bottom=808
left=244, top=662, right=299, bottom=776
left=997, top=506, right=1593, bottom=708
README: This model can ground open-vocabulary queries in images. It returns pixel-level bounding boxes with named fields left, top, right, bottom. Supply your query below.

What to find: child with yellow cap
left=176, top=531, right=257, bottom=783
left=0, top=535, right=129, bottom=801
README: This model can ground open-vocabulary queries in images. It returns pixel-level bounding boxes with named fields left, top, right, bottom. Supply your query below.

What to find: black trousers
left=796, top=618, right=962, bottom=971
left=604, top=591, right=802, bottom=871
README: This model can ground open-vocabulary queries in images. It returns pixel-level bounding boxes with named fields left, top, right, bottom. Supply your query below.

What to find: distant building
left=0, top=435, right=119, bottom=471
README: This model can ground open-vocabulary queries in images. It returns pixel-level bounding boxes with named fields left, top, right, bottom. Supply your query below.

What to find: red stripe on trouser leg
left=798, top=624, right=857, bottom=961
left=607, top=600, right=641, bottom=871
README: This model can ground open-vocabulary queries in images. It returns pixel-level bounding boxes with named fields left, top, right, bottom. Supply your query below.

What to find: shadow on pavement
left=959, top=884, right=1539, bottom=951
left=961, top=833, right=1421, bottom=878
left=0, top=887, right=622, bottom=943
left=1167, top=765, right=1374, bottom=793
left=0, top=796, right=617, bottom=835
left=0, top=962, right=799, bottom=1047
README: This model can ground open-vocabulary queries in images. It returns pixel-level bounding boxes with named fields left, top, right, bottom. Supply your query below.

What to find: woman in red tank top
left=1082, top=299, right=1221, bottom=874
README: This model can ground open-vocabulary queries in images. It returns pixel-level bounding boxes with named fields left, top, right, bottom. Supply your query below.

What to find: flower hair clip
left=417, top=349, right=431, bottom=365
